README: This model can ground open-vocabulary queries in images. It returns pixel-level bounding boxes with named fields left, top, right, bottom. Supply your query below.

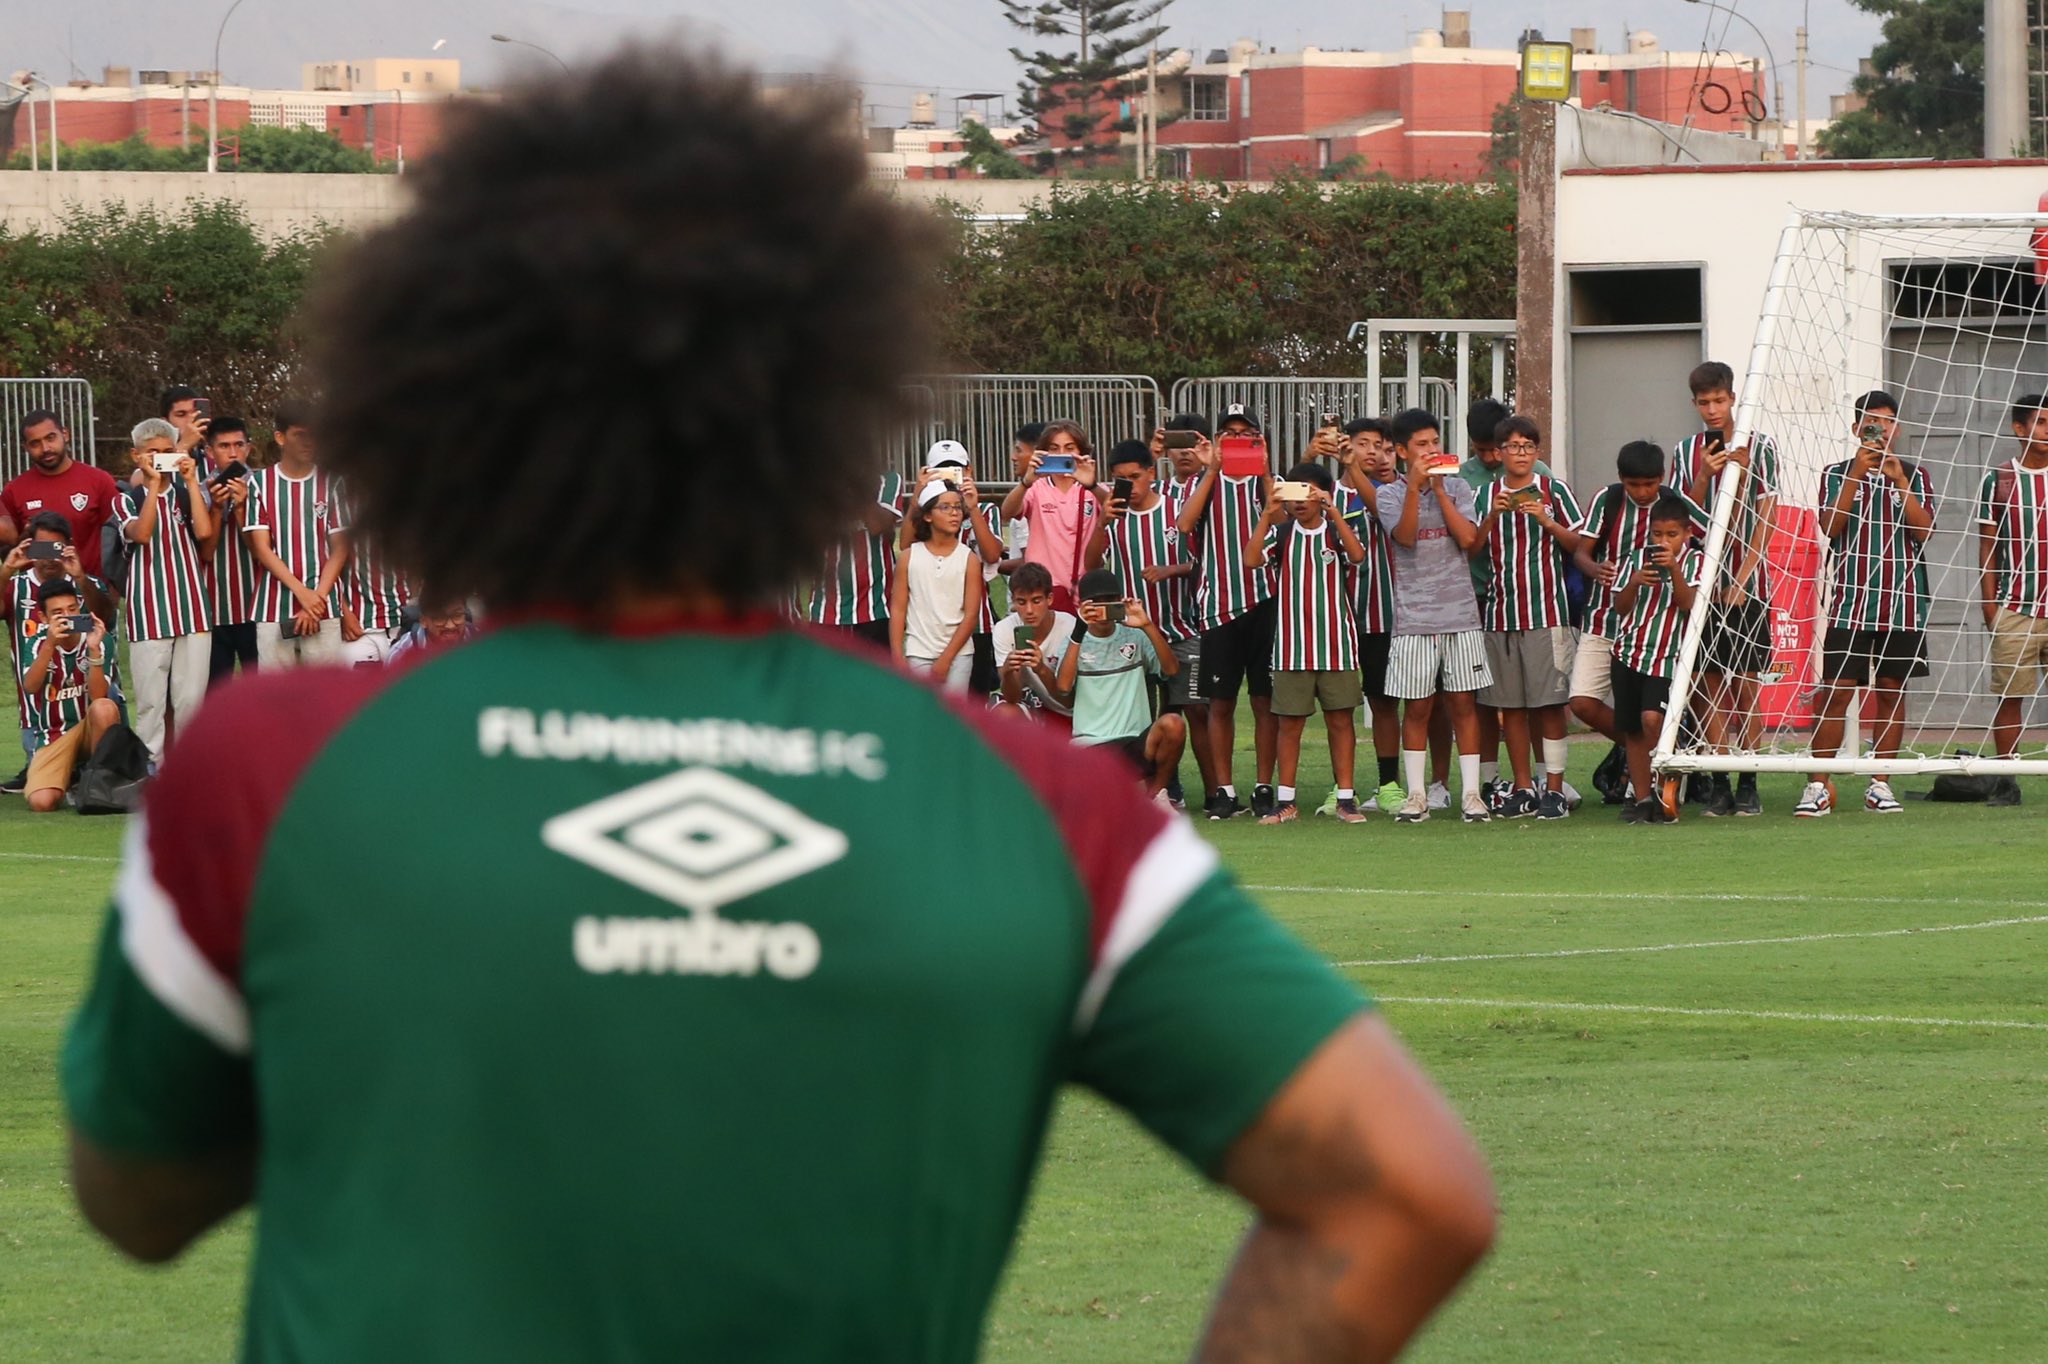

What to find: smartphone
left=1099, top=603, right=1128, bottom=624
left=153, top=451, right=183, bottom=473
left=194, top=397, right=212, bottom=420
left=25, top=541, right=61, bottom=562
left=1038, top=452, right=1077, bottom=476
left=1161, top=430, right=1201, bottom=451
left=1219, top=433, right=1267, bottom=479
left=1111, top=476, right=1134, bottom=504
left=1274, top=480, right=1315, bottom=502
left=1703, top=429, right=1726, bottom=451
left=67, top=613, right=95, bottom=635
left=1321, top=411, right=1343, bottom=428
left=1426, top=452, right=1460, bottom=477
left=209, top=458, right=249, bottom=486
left=278, top=615, right=302, bottom=641
left=1010, top=627, right=1037, bottom=657
left=1860, top=423, right=1887, bottom=444
left=1509, top=487, right=1542, bottom=507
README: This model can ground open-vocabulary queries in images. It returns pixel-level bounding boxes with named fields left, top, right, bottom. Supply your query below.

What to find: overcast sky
left=6, top=0, right=1880, bottom=126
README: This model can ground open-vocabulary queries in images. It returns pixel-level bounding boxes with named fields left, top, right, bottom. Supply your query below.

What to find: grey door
left=1568, top=328, right=1703, bottom=494
left=1887, top=325, right=2048, bottom=733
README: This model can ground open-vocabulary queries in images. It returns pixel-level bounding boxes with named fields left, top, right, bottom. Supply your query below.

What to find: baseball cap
left=1218, top=402, right=1260, bottom=432
left=1078, top=568, right=1123, bottom=603
left=916, top=480, right=960, bottom=510
left=924, top=439, right=970, bottom=469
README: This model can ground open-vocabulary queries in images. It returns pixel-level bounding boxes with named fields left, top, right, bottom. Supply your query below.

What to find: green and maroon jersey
left=19, top=622, right=95, bottom=740
left=11, top=570, right=121, bottom=724
left=62, top=619, right=1364, bottom=1364
left=1479, top=475, right=1583, bottom=631
left=1612, top=546, right=1705, bottom=678
left=1820, top=457, right=1936, bottom=631
left=804, top=473, right=903, bottom=627
left=1337, top=486, right=1395, bottom=634
left=1575, top=487, right=1709, bottom=640
left=204, top=458, right=263, bottom=628
left=343, top=538, right=410, bottom=633
left=247, top=467, right=347, bottom=625
left=1102, top=498, right=1196, bottom=644
left=1192, top=473, right=1273, bottom=630
left=112, top=485, right=213, bottom=642
left=1670, top=431, right=1780, bottom=601
left=1262, top=519, right=1358, bottom=671
left=1976, top=460, right=2048, bottom=618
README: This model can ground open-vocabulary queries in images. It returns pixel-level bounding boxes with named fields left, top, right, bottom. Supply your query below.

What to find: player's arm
left=934, top=567, right=981, bottom=673
left=245, top=527, right=325, bottom=621
left=1892, top=461, right=1934, bottom=540
left=1331, top=501, right=1367, bottom=565
left=124, top=483, right=162, bottom=544
left=1389, top=475, right=1424, bottom=548
left=314, top=528, right=351, bottom=605
left=1055, top=613, right=1085, bottom=701
left=1978, top=518, right=2002, bottom=630
left=1197, top=1015, right=1495, bottom=1363
left=1129, top=599, right=1176, bottom=678
left=70, top=1133, right=255, bottom=1264
left=888, top=549, right=911, bottom=660
left=1816, top=463, right=1862, bottom=542
left=1437, top=480, right=1480, bottom=554
left=1176, top=449, right=1219, bottom=536
left=21, top=629, right=58, bottom=695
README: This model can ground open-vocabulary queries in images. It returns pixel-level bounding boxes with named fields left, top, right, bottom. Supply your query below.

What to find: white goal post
left=1658, top=210, right=2048, bottom=776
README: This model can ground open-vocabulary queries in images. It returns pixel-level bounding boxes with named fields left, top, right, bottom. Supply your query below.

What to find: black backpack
left=69, top=722, right=151, bottom=815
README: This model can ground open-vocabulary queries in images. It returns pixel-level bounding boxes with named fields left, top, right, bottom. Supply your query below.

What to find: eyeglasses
left=1501, top=442, right=1540, bottom=453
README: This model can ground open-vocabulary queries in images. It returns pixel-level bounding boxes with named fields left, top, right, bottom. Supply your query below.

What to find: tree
left=958, top=120, right=1034, bottom=179
left=1817, top=0, right=1985, bottom=159
left=1004, top=0, right=1174, bottom=166
left=1483, top=95, right=1525, bottom=187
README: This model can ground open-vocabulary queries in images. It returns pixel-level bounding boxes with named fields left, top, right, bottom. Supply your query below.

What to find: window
left=1241, top=73, right=1252, bottom=119
left=1890, top=259, right=2045, bottom=320
left=1316, top=138, right=1332, bottom=170
left=1187, top=77, right=1227, bottom=121
left=403, top=71, right=412, bottom=84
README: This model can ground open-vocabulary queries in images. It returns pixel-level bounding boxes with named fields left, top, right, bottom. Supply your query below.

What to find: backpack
left=69, top=722, right=151, bottom=815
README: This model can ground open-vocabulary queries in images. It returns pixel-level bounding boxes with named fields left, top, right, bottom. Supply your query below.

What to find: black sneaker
left=1701, top=776, right=1736, bottom=818
left=1637, top=798, right=1676, bottom=826
left=0, top=766, right=24, bottom=795
left=1164, top=775, right=1185, bottom=810
left=1734, top=776, right=1762, bottom=816
left=1537, top=789, right=1570, bottom=820
left=1619, top=800, right=1646, bottom=824
left=1988, top=776, right=2024, bottom=807
left=1502, top=786, right=1540, bottom=819
left=1686, top=772, right=1713, bottom=806
left=1251, top=784, right=1277, bottom=819
left=1205, top=789, right=1248, bottom=821
left=1479, top=778, right=1502, bottom=816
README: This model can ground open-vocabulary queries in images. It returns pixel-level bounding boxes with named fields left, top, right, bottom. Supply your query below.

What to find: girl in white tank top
left=890, top=483, right=983, bottom=692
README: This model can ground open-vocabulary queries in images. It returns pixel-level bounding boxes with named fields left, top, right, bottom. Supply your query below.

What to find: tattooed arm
left=1194, top=1014, right=1496, bottom=1363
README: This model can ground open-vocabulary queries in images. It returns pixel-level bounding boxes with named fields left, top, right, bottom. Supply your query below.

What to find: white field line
left=1247, top=883, right=2048, bottom=910
left=1332, top=914, right=2048, bottom=968
left=0, top=851, right=119, bottom=864
left=1376, top=995, right=2048, bottom=1032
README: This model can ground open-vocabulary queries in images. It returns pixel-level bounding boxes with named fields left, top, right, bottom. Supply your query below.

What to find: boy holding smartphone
left=1056, top=568, right=1185, bottom=798
left=992, top=562, right=1076, bottom=725
left=19, top=576, right=120, bottom=812
left=1610, top=495, right=1704, bottom=825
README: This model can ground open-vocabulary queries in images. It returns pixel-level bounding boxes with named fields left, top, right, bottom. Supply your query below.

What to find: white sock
left=1337, top=788, right=1354, bottom=801
left=1480, top=760, right=1499, bottom=784
left=1277, top=785, right=1296, bottom=802
left=1460, top=753, right=1482, bottom=797
left=1543, top=738, right=1570, bottom=776
left=1220, top=784, right=1236, bottom=798
left=1403, top=749, right=1426, bottom=794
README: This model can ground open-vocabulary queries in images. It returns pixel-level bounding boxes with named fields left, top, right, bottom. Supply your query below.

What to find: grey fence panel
left=1166, top=377, right=1385, bottom=465
left=0, top=379, right=98, bottom=481
left=897, top=375, right=1163, bottom=485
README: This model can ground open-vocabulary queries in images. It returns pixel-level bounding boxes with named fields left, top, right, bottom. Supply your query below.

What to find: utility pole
left=1987, top=0, right=2028, bottom=158
left=1795, top=24, right=1808, bottom=159
left=1143, top=45, right=1158, bottom=179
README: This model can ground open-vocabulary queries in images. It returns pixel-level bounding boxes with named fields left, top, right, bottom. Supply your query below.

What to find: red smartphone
left=1219, top=433, right=1267, bottom=479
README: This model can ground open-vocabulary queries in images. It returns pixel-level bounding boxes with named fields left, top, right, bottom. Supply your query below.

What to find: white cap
left=924, top=439, right=970, bottom=469
left=916, top=480, right=955, bottom=509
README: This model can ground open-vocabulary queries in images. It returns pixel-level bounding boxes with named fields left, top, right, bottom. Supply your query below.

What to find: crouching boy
left=1057, top=568, right=1186, bottom=798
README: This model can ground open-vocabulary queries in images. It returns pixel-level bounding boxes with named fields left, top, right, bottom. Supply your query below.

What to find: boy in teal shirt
left=1057, top=568, right=1187, bottom=797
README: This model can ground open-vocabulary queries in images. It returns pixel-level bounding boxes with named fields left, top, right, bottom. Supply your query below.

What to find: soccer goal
left=1659, top=210, right=2048, bottom=776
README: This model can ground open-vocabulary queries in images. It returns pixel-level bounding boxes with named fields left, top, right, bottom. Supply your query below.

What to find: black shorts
left=968, top=631, right=998, bottom=695
left=835, top=618, right=891, bottom=651
left=1358, top=629, right=1393, bottom=702
left=1611, top=661, right=1672, bottom=737
left=1102, top=733, right=1159, bottom=779
left=1822, top=627, right=1928, bottom=685
left=1202, top=597, right=1276, bottom=700
left=1703, top=601, right=1771, bottom=676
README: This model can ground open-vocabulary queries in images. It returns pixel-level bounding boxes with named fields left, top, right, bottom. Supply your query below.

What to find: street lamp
left=490, top=34, right=571, bottom=75
left=1518, top=37, right=1575, bottom=102
left=1, top=81, right=37, bottom=171
left=208, top=0, right=251, bottom=174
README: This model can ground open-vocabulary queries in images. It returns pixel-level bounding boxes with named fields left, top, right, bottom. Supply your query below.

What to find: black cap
left=1217, top=402, right=1260, bottom=433
left=1078, top=568, right=1124, bottom=603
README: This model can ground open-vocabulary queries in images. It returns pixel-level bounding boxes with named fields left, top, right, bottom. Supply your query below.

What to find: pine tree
left=1003, top=0, right=1174, bottom=166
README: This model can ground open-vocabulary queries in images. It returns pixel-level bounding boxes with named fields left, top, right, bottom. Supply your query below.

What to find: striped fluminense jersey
left=1670, top=431, right=1781, bottom=601
left=1575, top=487, right=1709, bottom=639
left=344, top=537, right=411, bottom=633
left=112, top=486, right=212, bottom=642
left=248, top=467, right=348, bottom=625
left=205, top=458, right=262, bottom=627
left=1820, top=458, right=1937, bottom=631
left=805, top=473, right=903, bottom=627
left=18, top=622, right=95, bottom=739
left=1193, top=474, right=1274, bottom=629
left=1479, top=476, right=1584, bottom=631
left=1264, top=519, right=1358, bottom=672
left=1976, top=460, right=2048, bottom=617
left=11, top=571, right=122, bottom=728
left=1612, top=545, right=1705, bottom=678
left=1102, top=498, right=1197, bottom=644
left=1337, top=486, right=1396, bottom=635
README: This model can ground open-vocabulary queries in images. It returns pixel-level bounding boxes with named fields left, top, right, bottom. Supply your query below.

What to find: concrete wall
left=0, top=169, right=411, bottom=237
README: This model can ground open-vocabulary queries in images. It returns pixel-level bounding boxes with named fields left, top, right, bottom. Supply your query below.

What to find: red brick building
left=1043, top=30, right=1769, bottom=182
left=2, top=85, right=462, bottom=166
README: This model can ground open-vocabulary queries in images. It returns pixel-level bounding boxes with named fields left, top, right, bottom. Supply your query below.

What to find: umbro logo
left=543, top=767, right=846, bottom=979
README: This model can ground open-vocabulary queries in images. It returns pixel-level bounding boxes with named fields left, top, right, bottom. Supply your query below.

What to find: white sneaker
left=1461, top=789, right=1491, bottom=823
left=1793, top=780, right=1834, bottom=818
left=1561, top=779, right=1583, bottom=810
left=1865, top=779, right=1904, bottom=814
left=1426, top=780, right=1451, bottom=810
left=1396, top=788, right=1431, bottom=823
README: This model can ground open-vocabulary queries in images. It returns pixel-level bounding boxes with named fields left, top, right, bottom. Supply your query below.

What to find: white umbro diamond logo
left=542, top=767, right=849, bottom=915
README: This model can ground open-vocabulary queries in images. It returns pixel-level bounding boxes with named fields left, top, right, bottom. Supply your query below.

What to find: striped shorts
left=1386, top=630, right=1493, bottom=700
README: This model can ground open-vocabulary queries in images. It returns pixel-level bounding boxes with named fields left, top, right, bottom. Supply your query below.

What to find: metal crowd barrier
left=0, top=378, right=98, bottom=480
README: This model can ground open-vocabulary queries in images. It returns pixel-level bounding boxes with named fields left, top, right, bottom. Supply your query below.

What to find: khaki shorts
left=1480, top=627, right=1576, bottom=709
left=1990, top=607, right=2048, bottom=697
left=25, top=711, right=104, bottom=798
left=1568, top=632, right=1613, bottom=703
left=1271, top=668, right=1366, bottom=717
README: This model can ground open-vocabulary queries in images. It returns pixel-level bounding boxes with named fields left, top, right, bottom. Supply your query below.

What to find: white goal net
left=1660, top=210, right=2048, bottom=776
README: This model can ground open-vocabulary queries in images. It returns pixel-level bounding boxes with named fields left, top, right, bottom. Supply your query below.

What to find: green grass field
left=4, top=749, right=2046, bottom=1361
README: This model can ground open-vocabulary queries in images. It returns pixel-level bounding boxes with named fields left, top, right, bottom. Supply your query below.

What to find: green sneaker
left=1314, top=788, right=1340, bottom=818
left=1375, top=780, right=1405, bottom=814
